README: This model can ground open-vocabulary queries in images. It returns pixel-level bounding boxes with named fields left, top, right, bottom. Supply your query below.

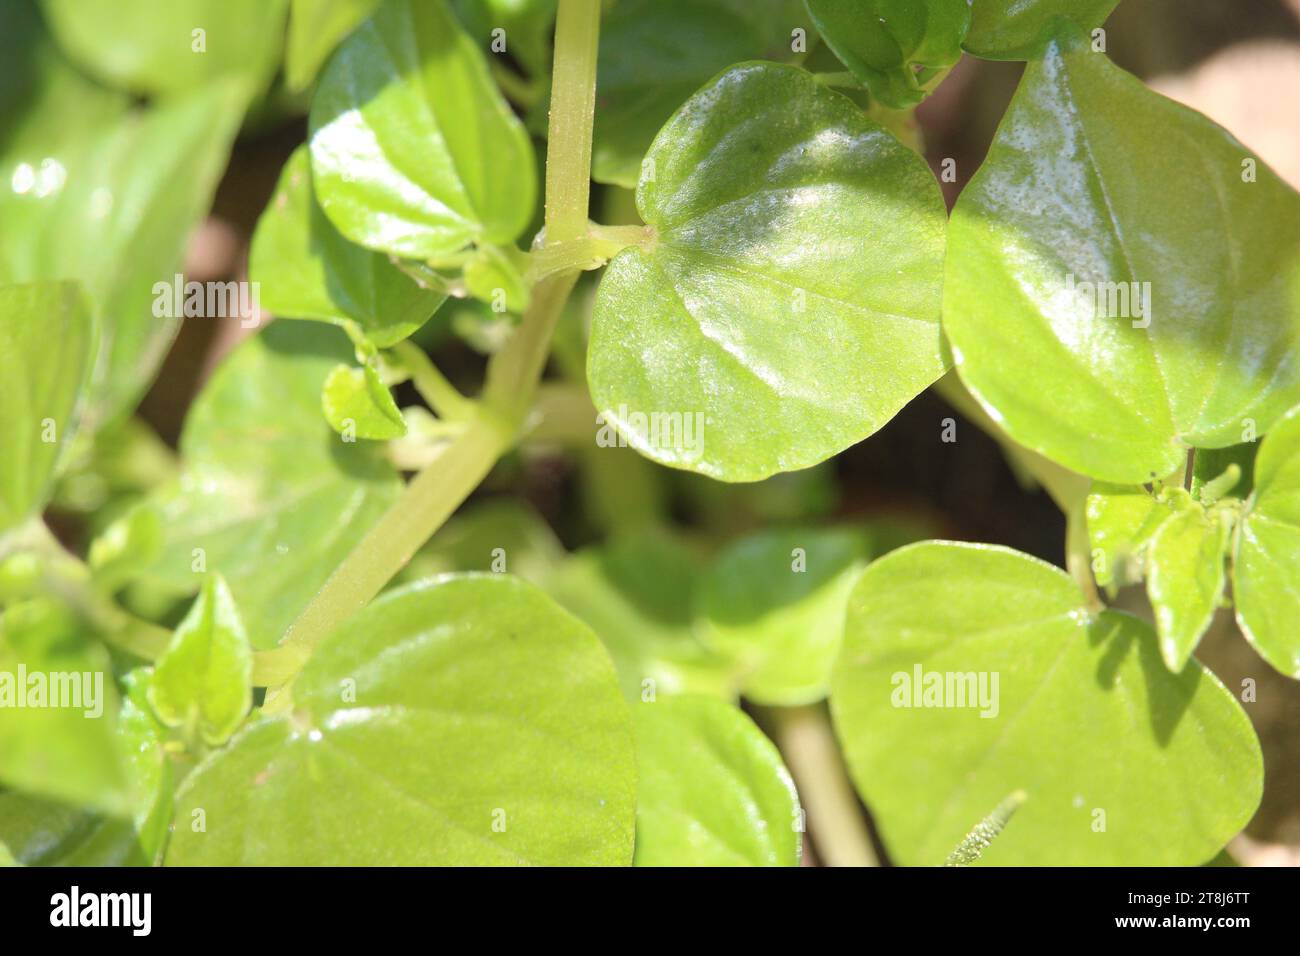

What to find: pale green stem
left=544, top=0, right=601, bottom=245
left=391, top=340, right=475, bottom=421
left=763, top=705, right=878, bottom=867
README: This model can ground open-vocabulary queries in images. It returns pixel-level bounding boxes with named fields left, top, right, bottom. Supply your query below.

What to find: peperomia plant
left=0, top=0, right=1295, bottom=868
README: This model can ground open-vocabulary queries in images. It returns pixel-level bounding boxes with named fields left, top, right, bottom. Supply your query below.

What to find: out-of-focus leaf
left=285, top=0, right=382, bottom=92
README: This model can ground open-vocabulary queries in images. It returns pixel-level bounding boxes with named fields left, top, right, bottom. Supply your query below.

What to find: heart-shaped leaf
left=591, top=0, right=804, bottom=188
left=964, top=0, right=1119, bottom=60
left=250, top=147, right=447, bottom=349
left=804, top=0, right=970, bottom=108
left=945, top=30, right=1300, bottom=484
left=167, top=575, right=637, bottom=865
left=589, top=63, right=949, bottom=481
left=134, top=322, right=402, bottom=648
left=1146, top=505, right=1231, bottom=671
left=308, top=0, right=537, bottom=261
left=632, top=695, right=800, bottom=866
left=831, top=541, right=1262, bottom=865
left=1234, top=406, right=1300, bottom=677
left=0, top=280, right=95, bottom=533
left=149, top=576, right=254, bottom=746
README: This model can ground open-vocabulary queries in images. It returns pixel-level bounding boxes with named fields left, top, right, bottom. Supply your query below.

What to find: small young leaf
left=633, top=696, right=800, bottom=866
left=168, top=576, right=637, bottom=865
left=804, top=0, right=970, bottom=108
left=308, top=0, right=537, bottom=261
left=1146, top=506, right=1232, bottom=672
left=546, top=534, right=737, bottom=702
left=250, top=147, right=447, bottom=349
left=964, top=0, right=1119, bottom=60
left=1085, top=481, right=1174, bottom=589
left=831, top=541, right=1262, bottom=866
left=321, top=362, right=407, bottom=441
left=695, top=527, right=869, bottom=705
left=285, top=0, right=382, bottom=92
left=945, top=29, right=1300, bottom=483
left=149, top=576, right=254, bottom=746
left=133, top=322, right=402, bottom=648
left=39, top=0, right=286, bottom=98
left=0, top=281, right=95, bottom=534
left=1234, top=406, right=1300, bottom=677
left=592, top=0, right=805, bottom=187
left=590, top=63, right=949, bottom=481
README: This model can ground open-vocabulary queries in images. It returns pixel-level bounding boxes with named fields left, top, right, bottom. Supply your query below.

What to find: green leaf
left=589, top=63, right=949, bottom=481
left=1085, top=481, right=1174, bottom=589
left=251, top=147, right=447, bottom=349
left=0, top=41, right=247, bottom=422
left=88, top=503, right=164, bottom=592
left=1146, top=505, right=1232, bottom=671
left=168, top=575, right=637, bottom=865
left=964, top=0, right=1118, bottom=60
left=696, top=527, right=868, bottom=705
left=285, top=0, right=382, bottom=92
left=945, top=31, right=1300, bottom=483
left=632, top=696, right=800, bottom=866
left=0, top=281, right=95, bottom=533
left=149, top=576, right=253, bottom=746
left=308, top=0, right=537, bottom=261
left=804, top=0, right=970, bottom=108
left=39, top=0, right=286, bottom=97
left=545, top=535, right=737, bottom=702
left=133, top=322, right=402, bottom=648
left=0, top=667, right=171, bottom=866
left=831, top=541, right=1262, bottom=866
left=592, top=0, right=805, bottom=188
left=321, top=362, right=407, bottom=441
left=463, top=244, right=530, bottom=313
left=0, top=600, right=128, bottom=816
left=1234, top=406, right=1300, bottom=677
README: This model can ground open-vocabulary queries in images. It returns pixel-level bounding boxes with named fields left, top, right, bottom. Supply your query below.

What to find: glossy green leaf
left=1147, top=506, right=1231, bottom=671
left=321, top=362, right=407, bottom=441
left=592, top=0, right=804, bottom=187
left=168, top=575, right=637, bottom=865
left=804, top=0, right=970, bottom=108
left=945, top=32, right=1300, bottom=483
left=0, top=41, right=247, bottom=422
left=149, top=576, right=253, bottom=746
left=251, top=147, right=447, bottom=349
left=546, top=534, right=736, bottom=702
left=1234, top=406, right=1300, bottom=677
left=134, top=322, right=402, bottom=648
left=285, top=0, right=382, bottom=92
left=632, top=696, right=800, bottom=866
left=0, top=281, right=95, bottom=533
left=964, top=0, right=1118, bottom=60
left=1085, top=481, right=1173, bottom=589
left=0, top=601, right=128, bottom=816
left=831, top=541, right=1262, bottom=866
left=696, top=527, right=867, bottom=705
left=590, top=63, right=948, bottom=481
left=309, top=0, right=537, bottom=261
left=40, top=0, right=286, bottom=98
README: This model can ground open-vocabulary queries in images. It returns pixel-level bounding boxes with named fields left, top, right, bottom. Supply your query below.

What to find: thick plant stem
left=279, top=417, right=510, bottom=657
left=765, top=705, right=878, bottom=867
left=544, top=0, right=601, bottom=244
